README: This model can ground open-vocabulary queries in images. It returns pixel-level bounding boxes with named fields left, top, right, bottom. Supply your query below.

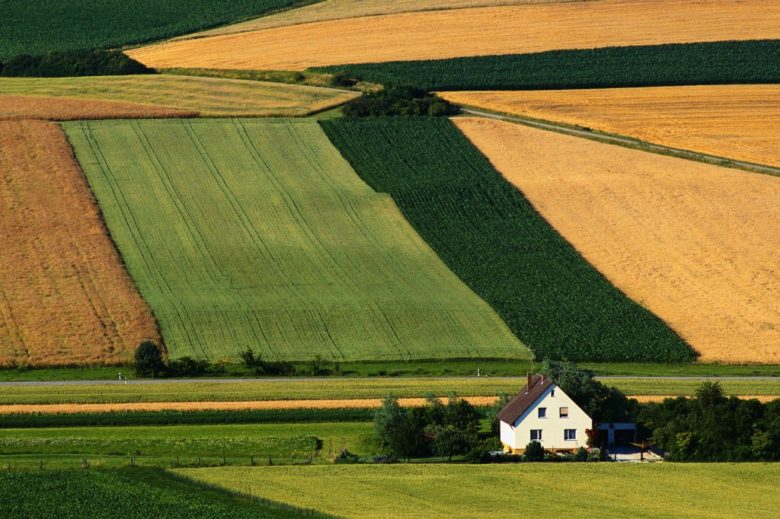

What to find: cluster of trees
left=374, top=395, right=481, bottom=461
left=0, top=50, right=152, bottom=77
left=342, top=86, right=460, bottom=117
left=639, top=382, right=780, bottom=461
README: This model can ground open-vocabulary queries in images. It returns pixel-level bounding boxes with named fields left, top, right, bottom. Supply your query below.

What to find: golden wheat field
left=442, top=85, right=780, bottom=168
left=185, top=0, right=582, bottom=39
left=0, top=397, right=499, bottom=415
left=0, top=75, right=358, bottom=117
left=129, top=0, right=780, bottom=71
left=0, top=120, right=159, bottom=367
left=0, top=94, right=194, bottom=120
left=453, top=118, right=780, bottom=364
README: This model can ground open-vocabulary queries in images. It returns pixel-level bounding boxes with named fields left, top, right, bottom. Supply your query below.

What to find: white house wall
left=504, top=384, right=592, bottom=451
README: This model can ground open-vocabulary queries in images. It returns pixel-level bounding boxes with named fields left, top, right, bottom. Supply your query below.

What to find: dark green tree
left=524, top=441, right=545, bottom=461
left=133, top=341, right=165, bottom=378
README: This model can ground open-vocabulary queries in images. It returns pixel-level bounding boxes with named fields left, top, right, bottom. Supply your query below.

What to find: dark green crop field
left=321, top=118, right=694, bottom=362
left=0, top=0, right=313, bottom=59
left=313, top=40, right=780, bottom=91
left=0, top=468, right=325, bottom=518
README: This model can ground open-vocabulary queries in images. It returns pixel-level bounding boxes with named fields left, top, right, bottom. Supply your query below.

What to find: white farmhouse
left=498, top=374, right=592, bottom=453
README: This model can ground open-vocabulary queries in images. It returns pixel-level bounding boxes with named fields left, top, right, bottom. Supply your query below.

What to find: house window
left=537, top=407, right=546, bottom=418
left=550, top=389, right=555, bottom=397
left=530, top=429, right=543, bottom=441
left=559, top=407, right=569, bottom=418
left=564, top=429, right=576, bottom=441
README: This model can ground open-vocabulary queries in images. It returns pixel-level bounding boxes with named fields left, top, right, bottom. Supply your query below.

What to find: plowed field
left=64, top=118, right=526, bottom=362
left=128, top=0, right=780, bottom=71
left=0, top=75, right=358, bottom=118
left=442, top=85, right=780, bottom=168
left=454, top=118, right=780, bottom=363
left=0, top=120, right=159, bottom=367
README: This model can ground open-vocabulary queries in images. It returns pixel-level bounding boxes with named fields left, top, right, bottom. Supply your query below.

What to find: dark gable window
left=537, top=407, right=546, bottom=418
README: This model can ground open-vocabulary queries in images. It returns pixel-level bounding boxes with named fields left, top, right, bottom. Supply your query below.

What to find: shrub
left=574, top=447, right=588, bottom=462
left=524, top=441, right=545, bottom=461
left=341, top=86, right=459, bottom=117
left=239, top=347, right=296, bottom=376
left=134, top=341, right=165, bottom=378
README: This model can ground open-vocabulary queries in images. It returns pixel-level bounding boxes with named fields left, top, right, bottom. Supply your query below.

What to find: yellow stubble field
left=442, top=85, right=780, bottom=168
left=0, top=94, right=194, bottom=121
left=0, top=120, right=159, bottom=366
left=128, top=0, right=780, bottom=71
left=453, top=117, right=780, bottom=363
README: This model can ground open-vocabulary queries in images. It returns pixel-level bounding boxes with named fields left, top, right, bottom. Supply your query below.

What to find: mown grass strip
left=64, top=118, right=526, bottom=362
left=0, top=0, right=316, bottom=59
left=321, top=118, right=694, bottom=362
left=313, top=40, right=780, bottom=91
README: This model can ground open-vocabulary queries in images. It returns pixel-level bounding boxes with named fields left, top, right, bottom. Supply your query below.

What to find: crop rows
left=321, top=118, right=695, bottom=362
left=0, top=0, right=311, bottom=59
left=314, top=40, right=780, bottom=91
left=64, top=118, right=526, bottom=362
left=0, top=468, right=322, bottom=518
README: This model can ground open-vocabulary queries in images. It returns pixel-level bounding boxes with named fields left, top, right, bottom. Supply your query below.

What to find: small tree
left=134, top=340, right=165, bottom=377
left=429, top=424, right=475, bottom=461
left=524, top=441, right=545, bottom=461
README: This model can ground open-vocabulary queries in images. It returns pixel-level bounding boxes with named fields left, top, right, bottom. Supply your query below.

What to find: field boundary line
left=458, top=107, right=780, bottom=178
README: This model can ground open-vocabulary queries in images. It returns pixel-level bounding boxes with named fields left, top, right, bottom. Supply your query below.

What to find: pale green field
left=177, top=463, right=780, bottom=518
left=0, top=75, right=357, bottom=116
left=1, top=377, right=777, bottom=405
left=64, top=119, right=526, bottom=362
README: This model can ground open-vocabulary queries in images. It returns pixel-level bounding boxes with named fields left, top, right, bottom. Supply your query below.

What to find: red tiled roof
left=497, top=375, right=555, bottom=425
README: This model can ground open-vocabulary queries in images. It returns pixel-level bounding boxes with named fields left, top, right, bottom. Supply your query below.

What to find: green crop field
left=2, top=377, right=778, bottom=406
left=178, top=463, right=780, bottom=518
left=0, top=75, right=358, bottom=117
left=314, top=40, right=780, bottom=91
left=0, top=468, right=324, bottom=518
left=321, top=118, right=693, bottom=362
left=0, top=1, right=313, bottom=59
left=0, top=422, right=374, bottom=469
left=64, top=118, right=527, bottom=362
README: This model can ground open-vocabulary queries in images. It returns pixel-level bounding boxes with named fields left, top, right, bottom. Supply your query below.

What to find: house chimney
left=527, top=372, right=533, bottom=391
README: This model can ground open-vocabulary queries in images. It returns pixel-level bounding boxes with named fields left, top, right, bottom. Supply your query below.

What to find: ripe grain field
left=453, top=118, right=780, bottom=363
left=0, top=120, right=158, bottom=367
left=443, top=85, right=780, bottom=168
left=64, top=118, right=527, bottom=362
left=178, top=463, right=780, bottom=519
left=321, top=118, right=693, bottom=362
left=185, top=0, right=583, bottom=39
left=0, top=95, right=194, bottom=121
left=0, top=76, right=358, bottom=118
left=128, top=0, right=780, bottom=71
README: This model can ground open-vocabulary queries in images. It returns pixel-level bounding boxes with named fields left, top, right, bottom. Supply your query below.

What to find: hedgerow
left=313, top=40, right=780, bottom=91
left=0, top=50, right=152, bottom=77
left=320, top=118, right=695, bottom=362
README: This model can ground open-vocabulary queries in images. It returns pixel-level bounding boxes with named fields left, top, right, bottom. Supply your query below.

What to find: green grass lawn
left=321, top=117, right=693, bottom=362
left=64, top=118, right=527, bottom=363
left=0, top=1, right=313, bottom=59
left=0, top=422, right=374, bottom=469
left=2, top=377, right=778, bottom=406
left=177, top=463, right=780, bottom=518
left=0, top=468, right=325, bottom=518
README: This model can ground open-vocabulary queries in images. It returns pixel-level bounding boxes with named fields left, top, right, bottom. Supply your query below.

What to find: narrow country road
left=459, top=108, right=780, bottom=177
